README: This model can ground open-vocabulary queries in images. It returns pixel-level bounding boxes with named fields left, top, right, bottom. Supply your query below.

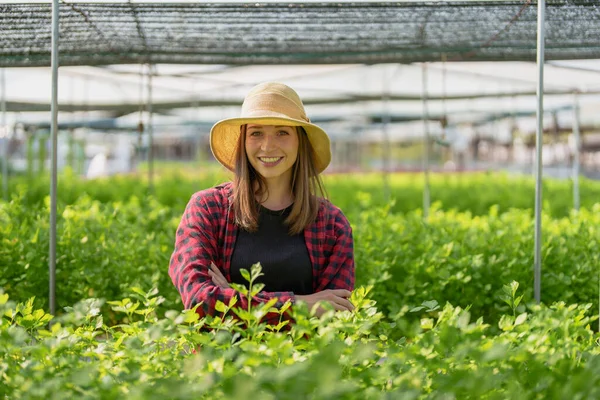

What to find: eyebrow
left=247, top=125, right=291, bottom=129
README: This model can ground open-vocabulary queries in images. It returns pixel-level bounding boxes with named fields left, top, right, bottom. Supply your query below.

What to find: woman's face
left=245, top=124, right=299, bottom=183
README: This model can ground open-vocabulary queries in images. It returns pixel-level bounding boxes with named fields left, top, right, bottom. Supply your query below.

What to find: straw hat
left=209, top=82, right=331, bottom=174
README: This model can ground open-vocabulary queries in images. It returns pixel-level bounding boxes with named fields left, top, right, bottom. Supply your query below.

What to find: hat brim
left=210, top=116, right=331, bottom=174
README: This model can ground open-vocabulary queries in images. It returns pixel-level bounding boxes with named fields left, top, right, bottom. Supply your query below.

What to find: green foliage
left=4, top=169, right=600, bottom=218
left=0, top=194, right=179, bottom=322
left=1, top=172, right=599, bottom=332
left=326, top=172, right=600, bottom=218
left=1, top=169, right=599, bottom=397
left=355, top=201, right=600, bottom=336
left=1, top=282, right=598, bottom=399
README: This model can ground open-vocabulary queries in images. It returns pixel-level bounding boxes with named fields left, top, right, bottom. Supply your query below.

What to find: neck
left=256, top=174, right=294, bottom=210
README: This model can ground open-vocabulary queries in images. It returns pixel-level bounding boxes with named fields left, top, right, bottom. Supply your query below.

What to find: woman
left=169, top=82, right=355, bottom=326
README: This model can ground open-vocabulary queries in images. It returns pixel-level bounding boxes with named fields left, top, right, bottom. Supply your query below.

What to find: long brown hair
left=232, top=125, right=327, bottom=235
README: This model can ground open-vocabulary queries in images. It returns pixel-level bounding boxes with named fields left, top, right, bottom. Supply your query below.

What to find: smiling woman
left=168, top=82, right=355, bottom=327
left=245, top=124, right=298, bottom=189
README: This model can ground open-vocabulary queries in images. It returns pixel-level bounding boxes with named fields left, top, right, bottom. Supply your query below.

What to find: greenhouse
left=1, top=1, right=599, bottom=398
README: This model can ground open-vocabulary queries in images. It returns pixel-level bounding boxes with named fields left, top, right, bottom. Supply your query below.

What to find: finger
left=208, top=270, right=226, bottom=287
left=209, top=262, right=219, bottom=273
left=208, top=269, right=218, bottom=283
left=212, top=276, right=228, bottom=289
left=213, top=266, right=227, bottom=281
left=329, top=295, right=355, bottom=311
left=215, top=274, right=228, bottom=287
left=210, top=261, right=220, bottom=273
left=214, top=276, right=228, bottom=288
left=330, top=289, right=352, bottom=298
left=209, top=263, right=227, bottom=281
left=217, top=281, right=228, bottom=289
left=323, top=291, right=353, bottom=308
left=322, top=300, right=348, bottom=312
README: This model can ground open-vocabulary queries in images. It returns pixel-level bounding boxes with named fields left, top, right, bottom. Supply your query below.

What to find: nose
left=260, top=134, right=275, bottom=152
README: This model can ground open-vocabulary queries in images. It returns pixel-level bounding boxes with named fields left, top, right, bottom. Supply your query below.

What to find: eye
left=277, top=130, right=290, bottom=136
left=248, top=130, right=262, bottom=137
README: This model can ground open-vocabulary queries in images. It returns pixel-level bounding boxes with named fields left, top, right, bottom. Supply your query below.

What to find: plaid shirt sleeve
left=311, top=200, right=355, bottom=293
left=169, top=186, right=295, bottom=325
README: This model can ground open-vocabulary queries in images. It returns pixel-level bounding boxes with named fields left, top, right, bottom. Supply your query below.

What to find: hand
left=295, top=289, right=354, bottom=317
left=208, top=262, right=230, bottom=289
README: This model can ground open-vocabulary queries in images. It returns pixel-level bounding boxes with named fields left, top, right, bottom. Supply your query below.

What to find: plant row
left=1, top=278, right=598, bottom=399
left=1, top=188, right=598, bottom=332
left=354, top=198, right=600, bottom=336
left=4, top=168, right=600, bottom=217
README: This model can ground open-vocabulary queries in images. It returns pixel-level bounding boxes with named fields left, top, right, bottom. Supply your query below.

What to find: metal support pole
left=572, top=94, right=581, bottom=211
left=382, top=69, right=391, bottom=203
left=81, top=76, right=89, bottom=176
left=49, top=0, right=59, bottom=315
left=1, top=69, right=8, bottom=202
left=147, top=64, right=154, bottom=192
left=422, top=63, right=431, bottom=218
left=136, top=64, right=145, bottom=172
left=533, top=0, right=545, bottom=305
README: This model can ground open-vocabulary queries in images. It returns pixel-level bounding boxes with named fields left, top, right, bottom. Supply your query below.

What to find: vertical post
left=382, top=68, right=391, bottom=203
left=572, top=93, right=581, bottom=211
left=356, top=128, right=362, bottom=171
left=191, top=91, right=201, bottom=164
left=136, top=64, right=145, bottom=172
left=441, top=53, right=447, bottom=144
left=147, top=64, right=154, bottom=192
left=80, top=76, right=89, bottom=175
left=422, top=63, right=431, bottom=218
left=66, top=74, right=74, bottom=172
left=1, top=69, right=8, bottom=201
left=533, top=0, right=545, bottom=305
left=49, top=0, right=60, bottom=315
left=551, top=112, right=559, bottom=165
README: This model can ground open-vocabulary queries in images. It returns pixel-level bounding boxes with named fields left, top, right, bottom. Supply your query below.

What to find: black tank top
left=229, top=204, right=313, bottom=295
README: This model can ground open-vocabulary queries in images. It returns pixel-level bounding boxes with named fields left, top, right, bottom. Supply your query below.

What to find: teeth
left=259, top=157, right=281, bottom=163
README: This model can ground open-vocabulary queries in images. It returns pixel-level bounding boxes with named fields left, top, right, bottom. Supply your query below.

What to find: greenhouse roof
left=2, top=1, right=600, bottom=67
left=6, top=87, right=600, bottom=114
left=5, top=61, right=600, bottom=131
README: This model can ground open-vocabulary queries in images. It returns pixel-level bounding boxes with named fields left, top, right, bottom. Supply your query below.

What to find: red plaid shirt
left=169, top=182, right=355, bottom=325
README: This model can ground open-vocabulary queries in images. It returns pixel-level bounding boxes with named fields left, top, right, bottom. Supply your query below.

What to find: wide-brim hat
left=209, top=82, right=331, bottom=174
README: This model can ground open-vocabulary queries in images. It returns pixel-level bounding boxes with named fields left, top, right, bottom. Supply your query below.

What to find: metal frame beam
left=533, top=0, right=545, bottom=305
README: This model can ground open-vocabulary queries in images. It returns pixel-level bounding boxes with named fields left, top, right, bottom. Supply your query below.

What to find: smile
left=258, top=157, right=283, bottom=166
